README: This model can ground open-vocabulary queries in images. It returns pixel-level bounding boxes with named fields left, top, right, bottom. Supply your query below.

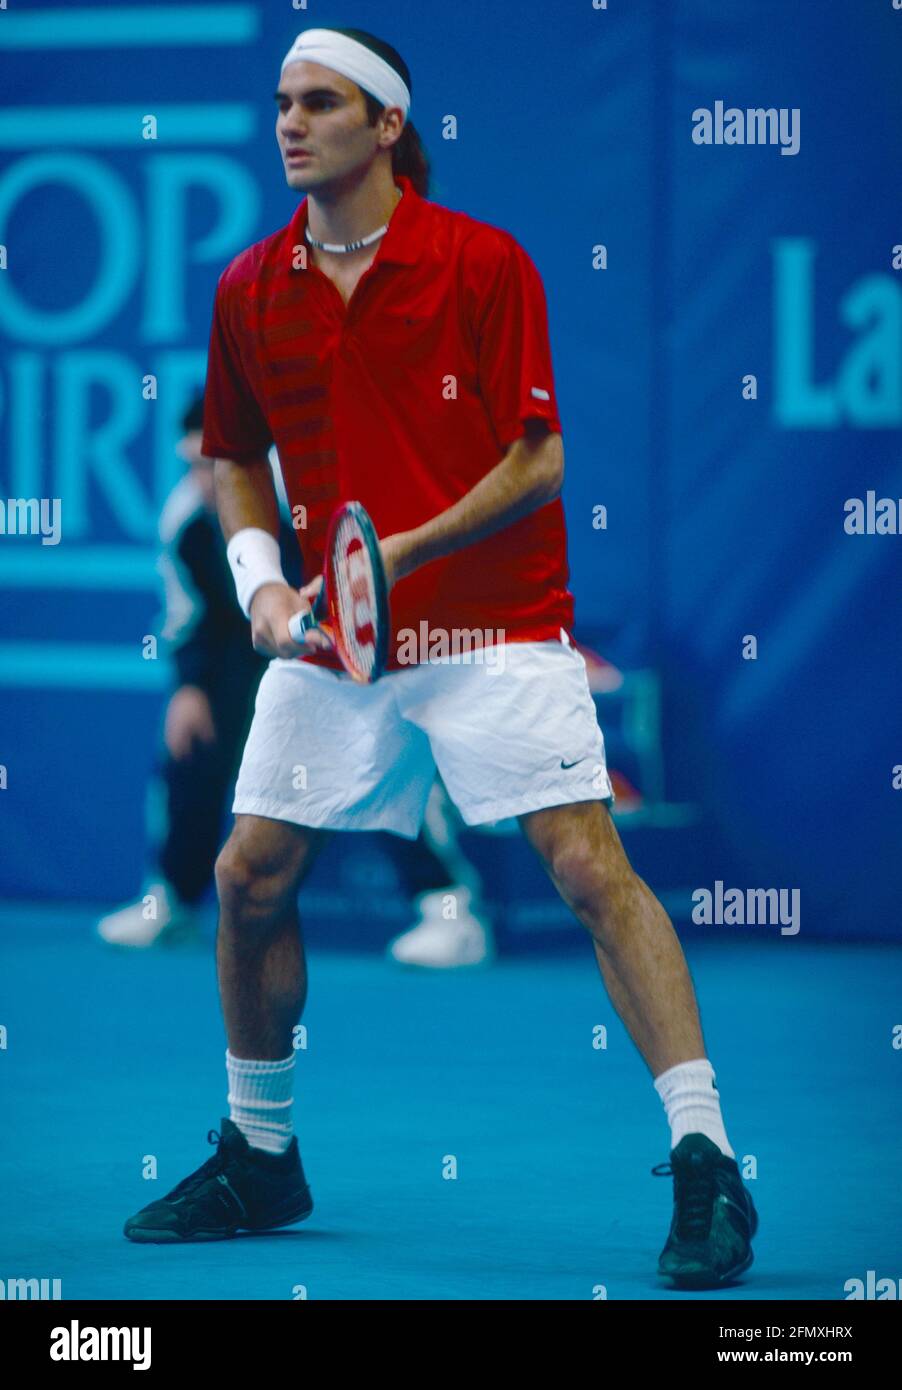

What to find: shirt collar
left=293, top=174, right=428, bottom=268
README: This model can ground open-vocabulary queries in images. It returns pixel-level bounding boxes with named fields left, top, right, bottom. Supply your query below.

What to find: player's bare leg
left=519, top=799, right=703, bottom=1076
left=215, top=814, right=326, bottom=1059
left=520, top=798, right=758, bottom=1287
left=124, top=813, right=325, bottom=1243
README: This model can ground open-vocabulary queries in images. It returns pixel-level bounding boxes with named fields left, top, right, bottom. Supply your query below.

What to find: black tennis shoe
left=123, top=1118, right=313, bottom=1243
left=652, top=1132, right=758, bottom=1288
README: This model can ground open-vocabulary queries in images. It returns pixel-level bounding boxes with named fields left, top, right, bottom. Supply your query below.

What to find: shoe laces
left=166, top=1128, right=230, bottom=1200
left=652, top=1157, right=717, bottom=1240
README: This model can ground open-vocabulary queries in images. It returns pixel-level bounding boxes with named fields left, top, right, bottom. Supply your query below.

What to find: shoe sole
left=98, top=927, right=202, bottom=950
left=661, top=1246, right=754, bottom=1290
left=660, top=1209, right=758, bottom=1290
left=390, top=953, right=496, bottom=971
left=124, top=1200, right=313, bottom=1244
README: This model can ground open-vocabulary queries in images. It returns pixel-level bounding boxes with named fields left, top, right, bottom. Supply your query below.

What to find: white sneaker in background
left=95, top=881, right=201, bottom=948
left=387, top=885, right=494, bottom=968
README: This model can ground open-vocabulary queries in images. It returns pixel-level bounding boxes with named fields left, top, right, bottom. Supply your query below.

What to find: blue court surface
left=1, top=910, right=899, bottom=1302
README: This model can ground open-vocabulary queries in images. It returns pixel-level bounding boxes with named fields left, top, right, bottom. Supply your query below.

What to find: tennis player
left=124, top=25, right=757, bottom=1289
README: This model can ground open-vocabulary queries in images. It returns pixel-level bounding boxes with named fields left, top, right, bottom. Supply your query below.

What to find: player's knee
left=215, top=839, right=296, bottom=926
left=549, top=838, right=630, bottom=923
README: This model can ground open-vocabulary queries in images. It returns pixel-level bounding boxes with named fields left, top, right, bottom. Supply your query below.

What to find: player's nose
left=279, top=108, right=308, bottom=139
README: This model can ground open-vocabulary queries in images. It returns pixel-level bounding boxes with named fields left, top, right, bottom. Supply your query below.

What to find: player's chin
left=283, top=164, right=318, bottom=191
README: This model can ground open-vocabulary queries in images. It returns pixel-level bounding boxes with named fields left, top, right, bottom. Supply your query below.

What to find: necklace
left=305, top=187, right=403, bottom=255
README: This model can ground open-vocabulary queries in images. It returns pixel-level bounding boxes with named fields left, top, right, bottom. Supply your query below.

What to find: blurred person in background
left=384, top=780, right=492, bottom=967
left=96, top=395, right=300, bottom=947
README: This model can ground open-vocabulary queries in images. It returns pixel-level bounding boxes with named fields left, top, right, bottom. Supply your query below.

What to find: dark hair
left=182, top=394, right=205, bottom=433
left=324, top=26, right=430, bottom=197
left=361, top=91, right=430, bottom=197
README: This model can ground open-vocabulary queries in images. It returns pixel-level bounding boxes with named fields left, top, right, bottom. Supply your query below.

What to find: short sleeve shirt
left=202, top=174, right=574, bottom=668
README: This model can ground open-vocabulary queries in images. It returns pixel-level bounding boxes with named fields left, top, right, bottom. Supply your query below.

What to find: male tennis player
left=124, top=25, right=758, bottom=1289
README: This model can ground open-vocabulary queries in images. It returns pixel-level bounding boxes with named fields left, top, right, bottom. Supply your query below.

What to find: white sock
left=653, top=1057, right=735, bottom=1159
left=226, top=1049, right=295, bottom=1155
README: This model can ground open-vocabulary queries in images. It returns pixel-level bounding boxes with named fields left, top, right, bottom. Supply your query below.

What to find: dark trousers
left=380, top=831, right=456, bottom=899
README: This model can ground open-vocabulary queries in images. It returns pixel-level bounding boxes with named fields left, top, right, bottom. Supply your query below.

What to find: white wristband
left=226, top=527, right=287, bottom=619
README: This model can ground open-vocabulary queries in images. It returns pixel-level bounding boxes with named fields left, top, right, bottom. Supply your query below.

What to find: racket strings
left=330, top=516, right=379, bottom=680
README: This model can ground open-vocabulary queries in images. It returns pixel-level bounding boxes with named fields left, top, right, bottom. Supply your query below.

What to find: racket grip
left=287, top=587, right=326, bottom=645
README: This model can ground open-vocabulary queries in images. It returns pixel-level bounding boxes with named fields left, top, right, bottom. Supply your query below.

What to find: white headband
left=281, top=28, right=411, bottom=120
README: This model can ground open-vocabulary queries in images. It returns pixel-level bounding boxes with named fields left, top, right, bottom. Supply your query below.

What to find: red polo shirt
left=201, top=173, right=574, bottom=669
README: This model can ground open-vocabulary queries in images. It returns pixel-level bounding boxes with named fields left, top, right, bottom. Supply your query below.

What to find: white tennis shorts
left=232, top=631, right=614, bottom=837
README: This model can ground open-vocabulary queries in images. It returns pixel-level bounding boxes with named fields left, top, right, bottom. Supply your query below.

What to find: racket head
left=321, top=501, right=390, bottom=683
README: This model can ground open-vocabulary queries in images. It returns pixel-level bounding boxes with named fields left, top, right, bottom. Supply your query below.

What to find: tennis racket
left=287, top=500, right=390, bottom=684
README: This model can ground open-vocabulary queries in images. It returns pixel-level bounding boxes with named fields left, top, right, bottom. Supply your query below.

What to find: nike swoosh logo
left=560, top=758, right=586, bottom=770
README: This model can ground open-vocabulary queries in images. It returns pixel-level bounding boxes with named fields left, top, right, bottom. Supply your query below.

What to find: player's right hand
left=249, top=582, right=332, bottom=659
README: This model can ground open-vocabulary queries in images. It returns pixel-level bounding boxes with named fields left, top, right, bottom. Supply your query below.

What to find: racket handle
left=287, top=587, right=326, bottom=645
